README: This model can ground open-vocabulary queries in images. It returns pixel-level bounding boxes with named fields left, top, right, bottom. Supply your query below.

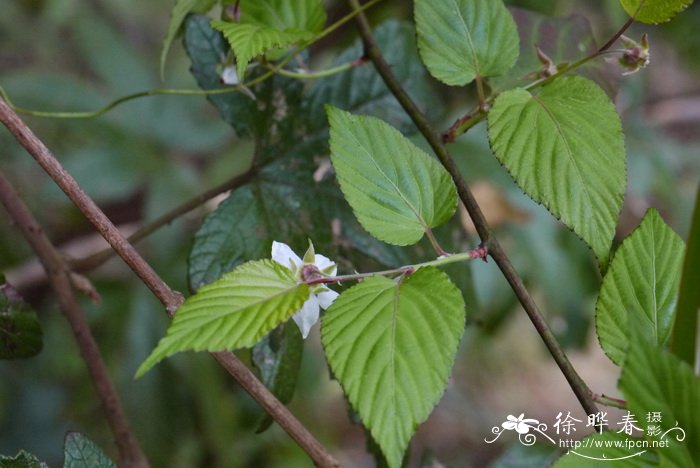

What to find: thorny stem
left=443, top=14, right=637, bottom=143
left=0, top=0, right=384, bottom=120
left=349, top=0, right=599, bottom=417
left=70, top=167, right=259, bottom=272
left=0, top=98, right=341, bottom=468
left=0, top=171, right=149, bottom=468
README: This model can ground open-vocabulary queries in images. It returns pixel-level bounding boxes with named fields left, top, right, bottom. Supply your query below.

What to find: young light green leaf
left=619, top=0, right=693, bottom=24
left=596, top=209, right=684, bottom=366
left=327, top=106, right=458, bottom=246
left=322, top=267, right=465, bottom=468
left=415, top=0, right=519, bottom=86
left=488, top=76, right=625, bottom=266
left=211, top=21, right=311, bottom=81
left=136, top=260, right=309, bottom=377
left=554, top=431, right=658, bottom=466
left=63, top=432, right=115, bottom=468
left=620, top=343, right=700, bottom=465
left=241, top=0, right=325, bottom=33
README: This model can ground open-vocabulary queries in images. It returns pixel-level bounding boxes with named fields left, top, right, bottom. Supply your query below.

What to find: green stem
left=308, top=251, right=476, bottom=285
left=266, top=58, right=364, bottom=80
left=444, top=16, right=636, bottom=142
left=0, top=0, right=384, bottom=120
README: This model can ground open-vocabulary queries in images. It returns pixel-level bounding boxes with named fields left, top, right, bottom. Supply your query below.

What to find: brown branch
left=71, top=168, right=258, bottom=273
left=0, top=171, right=148, bottom=468
left=348, top=0, right=599, bottom=416
left=0, top=99, right=183, bottom=315
left=0, top=98, right=341, bottom=468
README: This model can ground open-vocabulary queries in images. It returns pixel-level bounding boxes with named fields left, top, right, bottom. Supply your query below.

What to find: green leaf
left=240, top=0, right=325, bottom=33
left=671, top=183, right=700, bottom=366
left=63, top=432, right=116, bottom=468
left=252, top=321, right=303, bottom=432
left=487, top=76, right=626, bottom=265
left=211, top=21, right=312, bottom=81
left=619, top=0, right=694, bottom=24
left=184, top=15, right=306, bottom=139
left=0, top=451, right=48, bottom=468
left=188, top=158, right=331, bottom=290
left=137, top=260, right=309, bottom=377
left=327, top=106, right=458, bottom=246
left=0, top=280, right=43, bottom=359
left=620, top=343, right=700, bottom=465
left=322, top=267, right=465, bottom=468
left=596, top=209, right=684, bottom=366
left=553, top=431, right=658, bottom=466
left=414, top=0, right=519, bottom=86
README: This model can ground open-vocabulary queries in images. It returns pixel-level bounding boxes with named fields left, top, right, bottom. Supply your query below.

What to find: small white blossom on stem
left=271, top=241, right=339, bottom=338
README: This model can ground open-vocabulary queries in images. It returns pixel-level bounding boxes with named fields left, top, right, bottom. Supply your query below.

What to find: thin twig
left=348, top=0, right=599, bottom=416
left=0, top=98, right=341, bottom=468
left=71, top=167, right=259, bottom=272
left=0, top=171, right=149, bottom=468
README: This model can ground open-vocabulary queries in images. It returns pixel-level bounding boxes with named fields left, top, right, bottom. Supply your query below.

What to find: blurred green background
left=1, top=0, right=698, bottom=466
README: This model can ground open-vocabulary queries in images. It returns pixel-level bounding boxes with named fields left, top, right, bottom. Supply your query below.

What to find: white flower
left=220, top=65, right=240, bottom=85
left=271, top=241, right=339, bottom=339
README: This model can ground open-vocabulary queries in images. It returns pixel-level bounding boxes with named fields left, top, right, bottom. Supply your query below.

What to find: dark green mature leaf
left=184, top=14, right=306, bottom=141
left=596, top=209, right=684, bottom=366
left=620, top=344, right=700, bottom=465
left=553, top=431, right=658, bottom=466
left=620, top=0, right=694, bottom=24
left=327, top=106, right=457, bottom=246
left=0, top=451, right=48, bottom=468
left=306, top=20, right=437, bottom=134
left=188, top=157, right=332, bottom=290
left=137, top=260, right=309, bottom=377
left=322, top=267, right=465, bottom=468
left=252, top=322, right=303, bottom=432
left=63, top=432, right=115, bottom=468
left=0, top=279, right=42, bottom=359
left=415, top=0, right=519, bottom=86
left=488, top=76, right=626, bottom=266
left=672, top=183, right=700, bottom=365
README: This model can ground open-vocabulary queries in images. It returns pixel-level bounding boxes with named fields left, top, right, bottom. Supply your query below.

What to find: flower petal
left=316, top=288, right=339, bottom=309
left=271, top=241, right=302, bottom=271
left=502, top=421, right=517, bottom=430
left=313, top=254, right=337, bottom=276
left=292, top=295, right=320, bottom=339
